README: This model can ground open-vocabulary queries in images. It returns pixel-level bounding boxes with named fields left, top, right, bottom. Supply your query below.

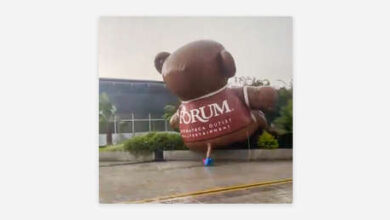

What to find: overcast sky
left=98, top=17, right=292, bottom=86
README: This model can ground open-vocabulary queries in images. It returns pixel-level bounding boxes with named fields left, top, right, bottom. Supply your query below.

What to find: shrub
left=152, top=132, right=187, bottom=151
left=122, top=134, right=151, bottom=156
left=123, top=132, right=187, bottom=155
left=257, top=131, right=279, bottom=149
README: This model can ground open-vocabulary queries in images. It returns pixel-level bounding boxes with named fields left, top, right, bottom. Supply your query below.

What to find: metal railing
left=108, top=113, right=172, bottom=135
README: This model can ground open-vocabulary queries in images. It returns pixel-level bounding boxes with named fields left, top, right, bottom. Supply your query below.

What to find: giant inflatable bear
left=154, top=40, right=277, bottom=166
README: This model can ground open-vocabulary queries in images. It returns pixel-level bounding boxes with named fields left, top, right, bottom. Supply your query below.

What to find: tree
left=162, top=104, right=180, bottom=131
left=230, top=76, right=270, bottom=87
left=274, top=99, right=293, bottom=135
left=265, top=87, right=293, bottom=124
left=162, top=105, right=177, bottom=121
left=99, top=92, right=117, bottom=146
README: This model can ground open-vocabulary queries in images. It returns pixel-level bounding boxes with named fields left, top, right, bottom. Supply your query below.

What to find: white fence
left=99, top=113, right=174, bottom=146
left=116, top=113, right=170, bottom=135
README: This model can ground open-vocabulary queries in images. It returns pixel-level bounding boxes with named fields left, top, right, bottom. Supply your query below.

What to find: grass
left=99, top=144, right=125, bottom=152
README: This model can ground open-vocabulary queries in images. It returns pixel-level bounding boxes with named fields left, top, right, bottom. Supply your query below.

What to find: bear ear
left=154, top=52, right=170, bottom=74
left=219, top=49, right=236, bottom=78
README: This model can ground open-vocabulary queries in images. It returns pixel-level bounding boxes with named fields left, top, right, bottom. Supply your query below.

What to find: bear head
left=154, top=40, right=236, bottom=101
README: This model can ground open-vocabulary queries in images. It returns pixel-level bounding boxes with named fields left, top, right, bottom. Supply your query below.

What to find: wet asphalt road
left=99, top=160, right=292, bottom=204
left=159, top=182, right=292, bottom=204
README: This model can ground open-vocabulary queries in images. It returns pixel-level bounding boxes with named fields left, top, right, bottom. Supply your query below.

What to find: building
left=99, top=78, right=179, bottom=134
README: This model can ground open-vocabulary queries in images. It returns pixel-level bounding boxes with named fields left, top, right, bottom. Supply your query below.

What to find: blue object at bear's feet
left=203, top=158, right=214, bottom=166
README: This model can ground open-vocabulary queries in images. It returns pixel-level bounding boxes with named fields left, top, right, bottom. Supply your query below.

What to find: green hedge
left=257, top=131, right=279, bottom=149
left=122, top=132, right=187, bottom=155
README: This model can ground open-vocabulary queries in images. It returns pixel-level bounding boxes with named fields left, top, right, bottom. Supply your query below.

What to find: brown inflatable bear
left=154, top=40, right=277, bottom=165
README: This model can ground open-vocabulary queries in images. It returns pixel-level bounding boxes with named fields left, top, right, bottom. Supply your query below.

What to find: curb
left=100, top=149, right=292, bottom=162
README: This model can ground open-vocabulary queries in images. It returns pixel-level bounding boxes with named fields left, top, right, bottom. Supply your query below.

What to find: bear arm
left=246, top=86, right=277, bottom=112
left=230, top=86, right=277, bottom=112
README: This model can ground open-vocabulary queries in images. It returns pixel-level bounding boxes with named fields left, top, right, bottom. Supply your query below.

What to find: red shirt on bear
left=178, top=86, right=253, bottom=143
